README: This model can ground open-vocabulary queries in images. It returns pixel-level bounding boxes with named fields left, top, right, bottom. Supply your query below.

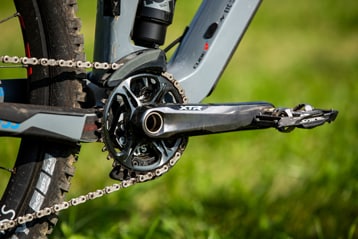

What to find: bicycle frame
left=92, top=0, right=262, bottom=102
left=0, top=1, right=340, bottom=234
left=0, top=0, right=260, bottom=140
left=0, top=0, right=337, bottom=143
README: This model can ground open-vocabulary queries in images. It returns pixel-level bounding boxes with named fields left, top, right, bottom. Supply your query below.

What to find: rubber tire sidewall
left=1, top=0, right=84, bottom=238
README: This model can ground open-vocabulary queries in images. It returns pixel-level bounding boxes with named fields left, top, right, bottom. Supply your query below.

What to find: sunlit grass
left=57, top=0, right=358, bottom=238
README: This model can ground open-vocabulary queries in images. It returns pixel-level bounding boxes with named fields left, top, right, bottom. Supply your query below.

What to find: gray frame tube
left=167, top=0, right=262, bottom=103
left=92, top=0, right=145, bottom=79
left=93, top=0, right=261, bottom=102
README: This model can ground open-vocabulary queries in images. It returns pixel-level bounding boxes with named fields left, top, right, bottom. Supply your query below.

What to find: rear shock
left=132, top=0, right=176, bottom=48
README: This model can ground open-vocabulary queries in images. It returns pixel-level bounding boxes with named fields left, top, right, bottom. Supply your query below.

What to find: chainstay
left=0, top=148, right=183, bottom=232
left=0, top=55, right=124, bottom=70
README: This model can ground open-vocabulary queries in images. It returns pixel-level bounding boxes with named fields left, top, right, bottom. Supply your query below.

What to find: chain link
left=0, top=55, right=186, bottom=232
left=0, top=55, right=124, bottom=70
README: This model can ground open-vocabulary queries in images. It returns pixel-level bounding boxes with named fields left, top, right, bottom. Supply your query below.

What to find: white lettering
left=0, top=205, right=16, bottom=234
left=179, top=106, right=203, bottom=111
left=36, top=172, right=51, bottom=195
left=42, top=154, right=56, bottom=175
left=29, top=190, right=44, bottom=212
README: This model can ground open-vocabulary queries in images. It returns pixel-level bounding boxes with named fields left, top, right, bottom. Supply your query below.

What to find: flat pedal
left=256, top=104, right=338, bottom=132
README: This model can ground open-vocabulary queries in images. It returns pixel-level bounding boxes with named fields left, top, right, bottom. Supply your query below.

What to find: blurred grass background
left=1, top=0, right=358, bottom=238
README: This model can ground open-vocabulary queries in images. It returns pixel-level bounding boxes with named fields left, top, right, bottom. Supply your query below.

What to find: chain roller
left=0, top=55, right=124, bottom=70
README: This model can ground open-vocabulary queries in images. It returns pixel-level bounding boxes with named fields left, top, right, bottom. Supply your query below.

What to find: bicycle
left=0, top=0, right=338, bottom=238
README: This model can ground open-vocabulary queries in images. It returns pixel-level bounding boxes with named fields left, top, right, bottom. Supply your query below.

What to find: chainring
left=102, top=72, right=188, bottom=181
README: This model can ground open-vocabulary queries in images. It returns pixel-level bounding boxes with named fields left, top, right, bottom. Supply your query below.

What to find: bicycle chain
left=0, top=150, right=183, bottom=232
left=0, top=55, right=187, bottom=232
left=0, top=55, right=124, bottom=70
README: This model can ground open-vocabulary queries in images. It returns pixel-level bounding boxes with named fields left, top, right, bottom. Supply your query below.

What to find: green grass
left=1, top=0, right=358, bottom=238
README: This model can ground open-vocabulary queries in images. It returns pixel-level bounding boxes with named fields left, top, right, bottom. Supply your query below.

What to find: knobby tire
left=1, top=0, right=85, bottom=238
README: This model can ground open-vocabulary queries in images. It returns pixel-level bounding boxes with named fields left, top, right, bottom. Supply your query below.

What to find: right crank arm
left=132, top=102, right=338, bottom=138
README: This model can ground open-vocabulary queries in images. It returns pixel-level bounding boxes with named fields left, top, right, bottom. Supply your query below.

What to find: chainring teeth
left=102, top=72, right=188, bottom=180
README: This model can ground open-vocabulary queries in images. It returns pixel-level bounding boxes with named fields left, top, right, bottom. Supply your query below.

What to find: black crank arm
left=0, top=103, right=99, bottom=142
left=132, top=102, right=275, bottom=138
left=132, top=102, right=338, bottom=138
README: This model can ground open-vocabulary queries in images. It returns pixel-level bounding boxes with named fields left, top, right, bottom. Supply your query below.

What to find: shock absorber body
left=132, top=0, right=176, bottom=48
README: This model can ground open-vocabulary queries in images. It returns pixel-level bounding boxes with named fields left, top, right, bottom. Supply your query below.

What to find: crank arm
left=0, top=103, right=99, bottom=142
left=132, top=103, right=338, bottom=138
left=132, top=102, right=275, bottom=138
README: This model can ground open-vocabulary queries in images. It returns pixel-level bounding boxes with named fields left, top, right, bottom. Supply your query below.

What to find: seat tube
left=92, top=0, right=145, bottom=80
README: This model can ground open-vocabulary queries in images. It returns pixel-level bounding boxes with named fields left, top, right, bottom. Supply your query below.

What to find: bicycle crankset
left=102, top=72, right=188, bottom=181
left=0, top=48, right=338, bottom=182
left=101, top=70, right=338, bottom=181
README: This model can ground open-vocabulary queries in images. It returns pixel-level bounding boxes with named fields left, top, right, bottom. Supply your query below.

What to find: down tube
left=167, top=0, right=262, bottom=103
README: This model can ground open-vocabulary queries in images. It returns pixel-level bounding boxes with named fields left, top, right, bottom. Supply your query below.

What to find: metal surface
left=168, top=0, right=262, bottom=102
left=93, top=0, right=262, bottom=102
left=103, top=49, right=167, bottom=87
left=0, top=103, right=98, bottom=142
left=92, top=0, right=145, bottom=80
left=256, top=104, right=339, bottom=132
left=134, top=102, right=274, bottom=138
left=0, top=55, right=123, bottom=70
left=133, top=103, right=338, bottom=138
left=102, top=72, right=188, bottom=176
